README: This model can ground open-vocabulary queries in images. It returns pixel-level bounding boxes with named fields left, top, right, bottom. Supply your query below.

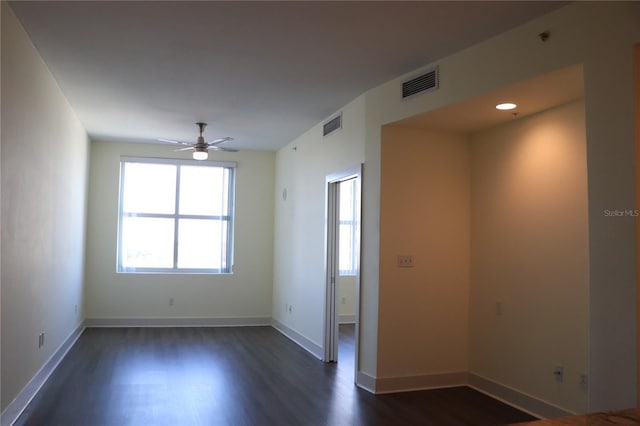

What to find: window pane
left=339, top=178, right=357, bottom=274
left=121, top=217, right=174, bottom=268
left=118, top=159, right=235, bottom=274
left=122, top=163, right=176, bottom=214
left=179, top=166, right=229, bottom=216
left=339, top=179, right=355, bottom=221
left=177, top=219, right=228, bottom=270
left=339, top=223, right=354, bottom=273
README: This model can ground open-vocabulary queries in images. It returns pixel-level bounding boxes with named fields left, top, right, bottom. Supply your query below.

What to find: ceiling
left=392, top=64, right=584, bottom=134
left=9, top=1, right=566, bottom=151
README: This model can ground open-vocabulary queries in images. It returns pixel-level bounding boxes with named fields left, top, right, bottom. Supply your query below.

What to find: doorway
left=323, top=165, right=362, bottom=382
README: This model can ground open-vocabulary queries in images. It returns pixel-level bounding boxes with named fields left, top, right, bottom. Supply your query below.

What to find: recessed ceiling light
left=496, top=103, right=517, bottom=111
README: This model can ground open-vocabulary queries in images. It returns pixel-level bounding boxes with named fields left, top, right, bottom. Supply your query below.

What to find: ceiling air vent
left=323, top=113, right=342, bottom=137
left=402, top=67, right=438, bottom=99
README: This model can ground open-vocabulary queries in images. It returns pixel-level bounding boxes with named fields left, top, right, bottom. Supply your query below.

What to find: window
left=339, top=178, right=358, bottom=276
left=117, top=157, right=235, bottom=273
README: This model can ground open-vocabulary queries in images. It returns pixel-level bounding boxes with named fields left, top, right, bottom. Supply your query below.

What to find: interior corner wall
left=1, top=2, right=89, bottom=411
left=359, top=1, right=639, bottom=409
left=377, top=126, right=470, bottom=380
left=634, top=43, right=640, bottom=410
left=0, top=1, right=4, bottom=409
left=272, top=96, right=366, bottom=356
left=581, top=10, right=639, bottom=411
left=84, top=141, right=275, bottom=321
left=469, top=100, right=589, bottom=414
left=0, top=2, right=4, bottom=409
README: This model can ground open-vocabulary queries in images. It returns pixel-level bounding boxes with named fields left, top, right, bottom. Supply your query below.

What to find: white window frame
left=117, top=156, right=236, bottom=274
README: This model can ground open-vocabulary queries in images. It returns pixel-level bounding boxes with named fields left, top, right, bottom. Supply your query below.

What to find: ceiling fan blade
left=210, top=146, right=238, bottom=152
left=173, top=147, right=194, bottom=152
left=207, top=137, right=234, bottom=145
left=158, top=138, right=191, bottom=146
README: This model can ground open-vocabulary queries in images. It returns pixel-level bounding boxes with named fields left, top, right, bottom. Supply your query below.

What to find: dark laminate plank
left=511, top=409, right=640, bottom=425
left=15, top=325, right=536, bottom=426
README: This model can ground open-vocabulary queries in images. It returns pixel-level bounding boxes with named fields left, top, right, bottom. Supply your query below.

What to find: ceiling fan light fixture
left=161, top=122, right=234, bottom=158
left=193, top=149, right=208, bottom=160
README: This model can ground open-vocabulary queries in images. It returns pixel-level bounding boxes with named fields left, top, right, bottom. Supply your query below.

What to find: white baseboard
left=339, top=314, right=356, bottom=324
left=356, top=371, right=377, bottom=393
left=375, top=371, right=469, bottom=394
left=271, top=318, right=323, bottom=360
left=1, top=323, right=85, bottom=426
left=84, top=316, right=271, bottom=327
left=468, top=373, right=573, bottom=419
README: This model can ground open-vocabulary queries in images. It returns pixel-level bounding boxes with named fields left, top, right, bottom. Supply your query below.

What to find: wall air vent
left=402, top=67, right=438, bottom=99
left=323, top=113, right=342, bottom=137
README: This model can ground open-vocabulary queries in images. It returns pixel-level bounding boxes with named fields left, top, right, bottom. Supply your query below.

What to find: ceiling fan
left=158, top=122, right=237, bottom=160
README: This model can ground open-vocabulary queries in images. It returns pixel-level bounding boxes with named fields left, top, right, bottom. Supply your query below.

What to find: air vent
left=323, top=113, right=342, bottom=137
left=402, top=67, right=438, bottom=99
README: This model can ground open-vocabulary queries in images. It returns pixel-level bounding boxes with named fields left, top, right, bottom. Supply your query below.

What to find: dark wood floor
left=16, top=325, right=536, bottom=426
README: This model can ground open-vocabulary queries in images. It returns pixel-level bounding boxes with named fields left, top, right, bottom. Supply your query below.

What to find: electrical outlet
left=397, top=255, right=414, bottom=268
left=38, top=332, right=45, bottom=348
left=341, top=297, right=346, bottom=305
left=169, top=297, right=175, bottom=306
left=580, top=373, right=588, bottom=391
left=553, top=365, right=564, bottom=383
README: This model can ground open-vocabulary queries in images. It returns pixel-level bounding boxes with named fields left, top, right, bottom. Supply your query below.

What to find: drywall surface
left=338, top=275, right=356, bottom=319
left=378, top=127, right=470, bottom=379
left=360, top=2, right=637, bottom=406
left=273, top=95, right=366, bottom=354
left=470, top=100, right=589, bottom=414
left=273, top=1, right=638, bottom=404
left=84, top=141, right=274, bottom=320
left=1, top=2, right=89, bottom=410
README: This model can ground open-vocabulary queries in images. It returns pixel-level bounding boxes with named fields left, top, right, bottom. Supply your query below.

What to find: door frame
left=323, top=165, right=362, bottom=379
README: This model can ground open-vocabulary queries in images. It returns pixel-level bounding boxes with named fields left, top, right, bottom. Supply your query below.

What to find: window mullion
left=173, top=165, right=181, bottom=270
left=122, top=212, right=178, bottom=219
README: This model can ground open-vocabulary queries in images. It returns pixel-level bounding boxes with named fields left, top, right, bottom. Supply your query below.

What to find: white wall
left=469, top=100, right=589, bottom=414
left=373, top=102, right=588, bottom=412
left=272, top=96, right=366, bottom=350
left=378, top=127, right=470, bottom=381
left=1, top=2, right=89, bottom=411
left=363, top=3, right=638, bottom=408
left=338, top=275, right=356, bottom=321
left=276, top=1, right=639, bottom=408
left=84, top=141, right=274, bottom=321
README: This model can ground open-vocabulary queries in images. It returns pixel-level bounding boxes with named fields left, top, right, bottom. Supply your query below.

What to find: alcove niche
left=377, top=64, right=588, bottom=414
